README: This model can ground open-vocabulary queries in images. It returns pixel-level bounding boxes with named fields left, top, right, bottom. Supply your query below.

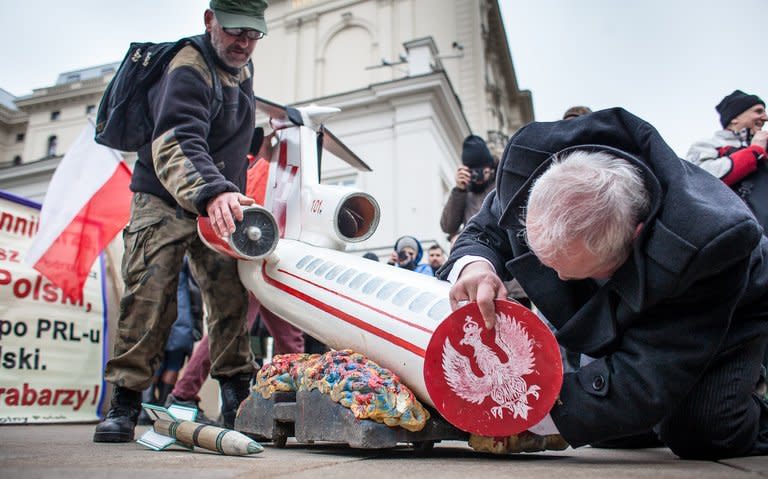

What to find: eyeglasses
left=222, top=27, right=265, bottom=40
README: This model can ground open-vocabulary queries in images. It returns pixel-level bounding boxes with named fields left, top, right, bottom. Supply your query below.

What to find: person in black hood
left=388, top=235, right=433, bottom=276
left=439, top=108, right=768, bottom=460
left=439, top=135, right=496, bottom=236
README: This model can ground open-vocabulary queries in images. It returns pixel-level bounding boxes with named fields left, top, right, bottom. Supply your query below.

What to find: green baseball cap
left=210, top=0, right=268, bottom=34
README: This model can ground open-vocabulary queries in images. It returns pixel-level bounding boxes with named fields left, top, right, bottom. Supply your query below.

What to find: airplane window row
left=294, top=255, right=450, bottom=321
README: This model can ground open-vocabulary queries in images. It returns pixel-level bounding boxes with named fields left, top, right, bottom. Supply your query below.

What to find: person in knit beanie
left=716, top=90, right=765, bottom=129
left=686, top=90, right=767, bottom=226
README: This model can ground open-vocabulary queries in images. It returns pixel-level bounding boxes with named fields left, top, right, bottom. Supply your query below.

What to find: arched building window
left=13, top=155, right=22, bottom=165
left=315, top=17, right=381, bottom=96
left=47, top=135, right=58, bottom=156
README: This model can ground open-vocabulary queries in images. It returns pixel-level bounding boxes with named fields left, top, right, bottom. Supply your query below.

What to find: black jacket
left=131, top=34, right=254, bottom=215
left=440, top=108, right=768, bottom=446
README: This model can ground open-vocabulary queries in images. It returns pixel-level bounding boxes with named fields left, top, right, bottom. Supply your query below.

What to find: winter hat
left=362, top=252, right=379, bottom=262
left=716, top=90, right=764, bottom=128
left=394, top=235, right=423, bottom=263
left=461, top=135, right=494, bottom=169
left=210, top=0, right=269, bottom=33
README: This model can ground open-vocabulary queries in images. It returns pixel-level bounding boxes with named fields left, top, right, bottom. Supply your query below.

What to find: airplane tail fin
left=251, top=96, right=380, bottom=248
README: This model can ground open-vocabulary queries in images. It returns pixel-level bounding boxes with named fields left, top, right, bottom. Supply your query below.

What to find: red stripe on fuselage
left=271, top=140, right=299, bottom=237
left=279, top=267, right=432, bottom=334
left=261, top=262, right=427, bottom=357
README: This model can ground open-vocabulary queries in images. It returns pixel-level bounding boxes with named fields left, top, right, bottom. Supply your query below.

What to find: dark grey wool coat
left=439, top=108, right=768, bottom=448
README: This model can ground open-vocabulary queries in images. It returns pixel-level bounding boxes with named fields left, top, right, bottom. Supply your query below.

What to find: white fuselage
left=239, top=240, right=450, bottom=406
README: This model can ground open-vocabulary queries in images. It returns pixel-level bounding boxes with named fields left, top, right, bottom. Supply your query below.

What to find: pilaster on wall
left=453, top=0, right=482, bottom=135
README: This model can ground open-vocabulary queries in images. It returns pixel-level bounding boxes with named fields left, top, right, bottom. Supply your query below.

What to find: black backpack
left=94, top=35, right=222, bottom=152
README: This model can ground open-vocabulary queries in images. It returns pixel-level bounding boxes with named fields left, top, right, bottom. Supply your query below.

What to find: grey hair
left=523, top=150, right=650, bottom=268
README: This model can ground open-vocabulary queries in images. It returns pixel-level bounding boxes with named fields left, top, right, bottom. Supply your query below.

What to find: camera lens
left=470, top=168, right=483, bottom=183
left=398, top=250, right=409, bottom=261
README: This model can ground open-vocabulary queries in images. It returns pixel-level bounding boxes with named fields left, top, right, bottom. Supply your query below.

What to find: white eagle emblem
left=442, top=313, right=541, bottom=420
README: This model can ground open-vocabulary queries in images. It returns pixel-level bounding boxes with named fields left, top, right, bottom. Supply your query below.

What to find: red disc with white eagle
left=423, top=299, right=563, bottom=436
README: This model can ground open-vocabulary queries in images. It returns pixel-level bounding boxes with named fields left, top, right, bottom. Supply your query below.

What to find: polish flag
left=26, top=122, right=132, bottom=302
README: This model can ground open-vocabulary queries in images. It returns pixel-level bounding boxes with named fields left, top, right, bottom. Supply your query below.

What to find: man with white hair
left=439, top=108, right=768, bottom=459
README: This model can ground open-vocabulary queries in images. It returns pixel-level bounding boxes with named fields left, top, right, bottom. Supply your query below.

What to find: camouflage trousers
left=104, top=192, right=252, bottom=391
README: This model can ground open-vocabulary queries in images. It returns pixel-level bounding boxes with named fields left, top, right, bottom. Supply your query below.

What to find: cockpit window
left=392, top=287, right=418, bottom=306
left=362, top=277, right=384, bottom=295
left=305, top=258, right=324, bottom=273
left=315, top=261, right=333, bottom=276
left=337, top=268, right=358, bottom=285
left=427, top=299, right=451, bottom=320
left=296, top=255, right=314, bottom=269
left=408, top=292, right=436, bottom=313
left=326, top=265, right=345, bottom=280
left=349, top=272, right=371, bottom=290
left=377, top=281, right=402, bottom=300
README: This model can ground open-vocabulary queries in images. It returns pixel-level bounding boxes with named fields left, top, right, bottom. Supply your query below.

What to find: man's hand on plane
left=449, top=260, right=507, bottom=329
left=206, top=192, right=255, bottom=238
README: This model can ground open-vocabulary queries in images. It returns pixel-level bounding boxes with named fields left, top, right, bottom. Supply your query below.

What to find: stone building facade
left=0, top=0, right=532, bottom=255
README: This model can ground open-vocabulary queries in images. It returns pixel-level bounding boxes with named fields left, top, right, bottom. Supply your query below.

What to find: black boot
left=219, top=374, right=251, bottom=430
left=93, top=386, right=141, bottom=443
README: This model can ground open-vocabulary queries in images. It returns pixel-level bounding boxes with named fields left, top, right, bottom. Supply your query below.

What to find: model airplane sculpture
left=197, top=97, right=562, bottom=437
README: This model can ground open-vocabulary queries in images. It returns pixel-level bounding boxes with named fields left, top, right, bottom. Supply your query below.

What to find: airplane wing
left=254, top=96, right=290, bottom=123
left=320, top=126, right=372, bottom=172
left=254, top=96, right=372, bottom=172
left=254, top=96, right=304, bottom=126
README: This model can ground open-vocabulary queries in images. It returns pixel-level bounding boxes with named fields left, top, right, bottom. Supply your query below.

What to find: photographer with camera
left=440, top=135, right=496, bottom=237
left=439, top=135, right=533, bottom=308
left=388, top=235, right=434, bottom=276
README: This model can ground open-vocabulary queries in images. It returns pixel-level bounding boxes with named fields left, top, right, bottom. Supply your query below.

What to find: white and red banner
left=0, top=190, right=107, bottom=424
left=25, top=122, right=131, bottom=302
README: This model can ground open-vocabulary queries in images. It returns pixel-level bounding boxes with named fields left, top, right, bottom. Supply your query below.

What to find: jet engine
left=299, top=184, right=380, bottom=249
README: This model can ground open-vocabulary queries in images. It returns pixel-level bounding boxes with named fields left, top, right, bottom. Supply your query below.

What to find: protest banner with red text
left=0, top=190, right=106, bottom=424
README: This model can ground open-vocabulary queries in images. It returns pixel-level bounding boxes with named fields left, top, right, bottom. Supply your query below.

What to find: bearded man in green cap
left=94, top=0, right=270, bottom=443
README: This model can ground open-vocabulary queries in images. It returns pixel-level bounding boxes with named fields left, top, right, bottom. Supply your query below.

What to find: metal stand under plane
left=235, top=389, right=468, bottom=452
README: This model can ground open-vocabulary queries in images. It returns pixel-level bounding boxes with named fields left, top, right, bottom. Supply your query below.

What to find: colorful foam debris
left=255, top=349, right=429, bottom=431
